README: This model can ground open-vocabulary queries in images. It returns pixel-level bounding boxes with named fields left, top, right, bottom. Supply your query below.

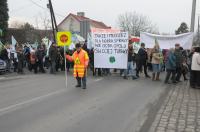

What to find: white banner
left=92, top=30, right=128, bottom=69
left=140, top=32, right=194, bottom=49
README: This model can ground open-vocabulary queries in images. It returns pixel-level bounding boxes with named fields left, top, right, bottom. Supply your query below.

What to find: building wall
left=58, top=16, right=80, bottom=33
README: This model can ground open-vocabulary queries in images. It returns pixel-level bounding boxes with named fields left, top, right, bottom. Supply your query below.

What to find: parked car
left=0, top=59, right=6, bottom=74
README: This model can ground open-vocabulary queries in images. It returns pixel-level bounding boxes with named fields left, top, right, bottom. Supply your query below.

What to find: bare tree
left=40, top=11, right=51, bottom=31
left=9, top=20, right=24, bottom=28
left=117, top=12, right=158, bottom=36
left=35, top=16, right=39, bottom=29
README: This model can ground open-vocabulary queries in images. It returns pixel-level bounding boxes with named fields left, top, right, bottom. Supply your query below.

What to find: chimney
left=77, top=12, right=85, bottom=17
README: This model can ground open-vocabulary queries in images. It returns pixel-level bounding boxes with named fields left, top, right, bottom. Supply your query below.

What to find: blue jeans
left=124, top=61, right=137, bottom=77
left=152, top=64, right=161, bottom=73
left=76, top=76, right=86, bottom=87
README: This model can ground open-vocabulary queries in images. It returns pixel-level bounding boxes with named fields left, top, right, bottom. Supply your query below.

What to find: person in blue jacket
left=164, top=48, right=177, bottom=84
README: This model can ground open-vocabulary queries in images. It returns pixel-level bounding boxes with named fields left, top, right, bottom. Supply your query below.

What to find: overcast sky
left=8, top=0, right=200, bottom=34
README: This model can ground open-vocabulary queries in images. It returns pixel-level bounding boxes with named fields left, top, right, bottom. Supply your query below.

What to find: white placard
left=92, top=30, right=128, bottom=69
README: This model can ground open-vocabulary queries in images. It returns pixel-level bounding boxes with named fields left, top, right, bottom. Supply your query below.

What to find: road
left=0, top=72, right=168, bottom=132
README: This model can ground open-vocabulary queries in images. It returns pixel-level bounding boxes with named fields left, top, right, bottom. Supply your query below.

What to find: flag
left=68, top=42, right=75, bottom=50
left=0, top=29, right=3, bottom=37
left=11, top=36, right=17, bottom=52
left=42, top=37, right=49, bottom=48
left=87, top=33, right=93, bottom=49
left=46, top=40, right=52, bottom=56
left=31, top=41, right=39, bottom=49
left=0, top=40, right=3, bottom=53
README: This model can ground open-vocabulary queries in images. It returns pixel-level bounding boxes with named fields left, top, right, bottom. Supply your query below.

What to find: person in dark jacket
left=49, top=43, right=57, bottom=74
left=36, top=45, right=45, bottom=73
left=164, top=48, right=176, bottom=84
left=23, top=45, right=30, bottom=69
left=136, top=43, right=151, bottom=78
left=174, top=43, right=183, bottom=82
left=17, top=46, right=24, bottom=74
left=59, top=47, right=65, bottom=71
left=56, top=47, right=62, bottom=72
left=0, top=45, right=8, bottom=61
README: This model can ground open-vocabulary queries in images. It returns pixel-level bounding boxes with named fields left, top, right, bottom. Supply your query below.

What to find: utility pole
left=198, top=15, right=200, bottom=46
left=47, top=0, right=58, bottom=41
left=191, top=0, right=196, bottom=32
left=198, top=16, right=200, bottom=41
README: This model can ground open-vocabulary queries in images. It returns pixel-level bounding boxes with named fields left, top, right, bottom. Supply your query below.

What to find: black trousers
left=17, top=61, right=23, bottom=73
left=38, top=60, right=45, bottom=73
left=13, top=60, right=18, bottom=72
left=30, top=63, right=38, bottom=73
left=175, top=67, right=182, bottom=81
left=165, top=69, right=176, bottom=83
left=136, top=61, right=148, bottom=76
left=94, top=68, right=102, bottom=76
left=190, top=70, right=200, bottom=87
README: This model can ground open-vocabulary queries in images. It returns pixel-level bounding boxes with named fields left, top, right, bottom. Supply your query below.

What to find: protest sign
left=140, top=32, right=194, bottom=49
left=92, top=30, right=128, bottom=69
left=57, top=31, right=72, bottom=46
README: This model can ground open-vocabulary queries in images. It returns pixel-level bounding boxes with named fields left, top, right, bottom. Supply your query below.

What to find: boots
left=156, top=73, right=160, bottom=81
left=152, top=73, right=156, bottom=81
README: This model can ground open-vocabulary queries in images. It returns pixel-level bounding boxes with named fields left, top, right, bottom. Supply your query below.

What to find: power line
left=10, top=3, right=34, bottom=13
left=28, top=0, right=65, bottom=18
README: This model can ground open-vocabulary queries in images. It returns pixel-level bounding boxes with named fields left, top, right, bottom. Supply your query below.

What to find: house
left=58, top=12, right=111, bottom=39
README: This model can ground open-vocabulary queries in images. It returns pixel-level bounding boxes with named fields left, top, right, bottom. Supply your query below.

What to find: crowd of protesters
left=0, top=42, right=69, bottom=75
left=87, top=40, right=200, bottom=89
left=0, top=40, right=200, bottom=89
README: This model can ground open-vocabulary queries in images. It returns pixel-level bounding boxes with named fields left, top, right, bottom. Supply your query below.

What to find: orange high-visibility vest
left=66, top=49, right=89, bottom=77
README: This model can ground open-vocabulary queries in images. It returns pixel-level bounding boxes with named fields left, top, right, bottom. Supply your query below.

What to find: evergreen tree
left=175, top=22, right=189, bottom=35
left=0, top=0, right=9, bottom=43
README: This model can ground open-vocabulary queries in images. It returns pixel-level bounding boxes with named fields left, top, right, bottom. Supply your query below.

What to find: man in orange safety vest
left=66, top=43, right=89, bottom=89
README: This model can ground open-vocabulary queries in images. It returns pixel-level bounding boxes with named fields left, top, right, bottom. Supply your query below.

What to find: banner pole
left=64, top=45, right=67, bottom=89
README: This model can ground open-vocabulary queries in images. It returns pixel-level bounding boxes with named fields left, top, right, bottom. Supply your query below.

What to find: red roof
left=58, top=13, right=110, bottom=29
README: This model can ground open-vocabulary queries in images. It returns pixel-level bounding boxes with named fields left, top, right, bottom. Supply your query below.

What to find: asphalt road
left=0, top=72, right=168, bottom=132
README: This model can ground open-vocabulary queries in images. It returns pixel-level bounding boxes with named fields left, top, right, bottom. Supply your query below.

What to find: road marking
left=94, top=78, right=103, bottom=82
left=0, top=89, right=66, bottom=115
